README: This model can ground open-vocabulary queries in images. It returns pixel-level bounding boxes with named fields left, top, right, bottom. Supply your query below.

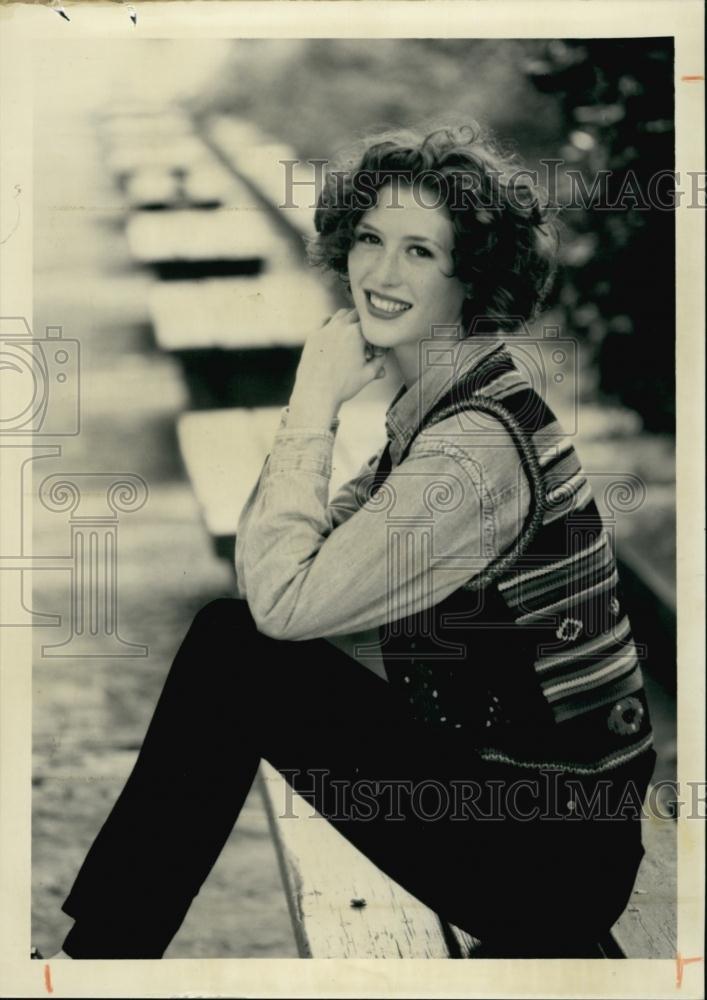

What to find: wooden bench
left=105, top=134, right=209, bottom=183
left=125, top=205, right=290, bottom=279
left=148, top=272, right=337, bottom=408
left=205, top=115, right=319, bottom=238
left=124, top=160, right=239, bottom=211
left=148, top=271, right=334, bottom=352
left=176, top=401, right=387, bottom=557
left=124, top=168, right=183, bottom=211
left=257, top=761, right=480, bottom=958
left=175, top=403, right=677, bottom=958
left=96, top=105, right=192, bottom=140
left=97, top=110, right=195, bottom=179
left=604, top=812, right=677, bottom=958
left=259, top=763, right=676, bottom=959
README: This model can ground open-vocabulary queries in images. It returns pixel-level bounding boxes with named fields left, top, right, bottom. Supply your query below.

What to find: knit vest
left=371, top=344, right=654, bottom=774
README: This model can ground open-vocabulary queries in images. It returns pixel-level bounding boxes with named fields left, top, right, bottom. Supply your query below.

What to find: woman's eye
left=409, top=245, right=433, bottom=258
left=355, top=231, right=379, bottom=245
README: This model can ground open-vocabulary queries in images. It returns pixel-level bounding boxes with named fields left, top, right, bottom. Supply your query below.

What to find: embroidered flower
left=556, top=616, right=583, bottom=642
left=607, top=697, right=645, bottom=736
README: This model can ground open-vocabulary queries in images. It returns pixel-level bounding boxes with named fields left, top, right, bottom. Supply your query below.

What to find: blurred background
left=29, top=37, right=676, bottom=957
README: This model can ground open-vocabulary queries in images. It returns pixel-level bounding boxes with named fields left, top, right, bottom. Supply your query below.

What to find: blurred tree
left=187, top=38, right=675, bottom=431
left=188, top=39, right=560, bottom=162
left=525, top=39, right=675, bottom=432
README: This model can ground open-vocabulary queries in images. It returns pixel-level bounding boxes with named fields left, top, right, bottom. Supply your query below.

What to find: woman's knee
left=185, top=598, right=265, bottom=656
left=174, top=598, right=265, bottom=693
left=192, top=597, right=254, bottom=632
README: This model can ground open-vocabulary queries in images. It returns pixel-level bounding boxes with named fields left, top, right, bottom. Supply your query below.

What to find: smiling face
left=346, top=181, right=467, bottom=360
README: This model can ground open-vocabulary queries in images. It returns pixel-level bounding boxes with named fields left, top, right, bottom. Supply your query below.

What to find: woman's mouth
left=365, top=290, right=413, bottom=319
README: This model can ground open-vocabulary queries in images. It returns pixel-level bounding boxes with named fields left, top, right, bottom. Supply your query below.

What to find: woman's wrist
left=287, top=383, right=339, bottom=430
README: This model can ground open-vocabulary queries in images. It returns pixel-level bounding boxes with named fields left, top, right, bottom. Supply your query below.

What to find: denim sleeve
left=325, top=445, right=385, bottom=532
left=237, top=414, right=531, bottom=641
left=234, top=406, right=342, bottom=599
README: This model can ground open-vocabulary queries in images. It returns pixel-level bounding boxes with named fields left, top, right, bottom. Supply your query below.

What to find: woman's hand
left=287, top=308, right=388, bottom=426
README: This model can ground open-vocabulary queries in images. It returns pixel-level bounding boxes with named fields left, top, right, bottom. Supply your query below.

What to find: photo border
left=1, top=2, right=704, bottom=997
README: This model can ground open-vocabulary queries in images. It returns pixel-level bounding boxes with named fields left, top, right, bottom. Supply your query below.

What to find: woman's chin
left=359, top=319, right=411, bottom=349
left=361, top=328, right=388, bottom=349
left=357, top=319, right=385, bottom=346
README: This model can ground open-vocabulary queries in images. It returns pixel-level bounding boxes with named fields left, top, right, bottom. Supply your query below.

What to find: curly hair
left=306, top=121, right=560, bottom=334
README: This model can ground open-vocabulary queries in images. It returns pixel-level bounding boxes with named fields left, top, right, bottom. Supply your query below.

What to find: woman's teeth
left=368, top=292, right=411, bottom=314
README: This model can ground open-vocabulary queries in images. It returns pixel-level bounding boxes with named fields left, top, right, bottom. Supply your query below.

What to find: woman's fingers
left=365, top=360, right=386, bottom=380
left=362, top=339, right=388, bottom=362
left=321, top=307, right=360, bottom=330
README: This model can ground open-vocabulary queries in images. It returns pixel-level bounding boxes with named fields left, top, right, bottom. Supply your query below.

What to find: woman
left=49, top=122, right=656, bottom=959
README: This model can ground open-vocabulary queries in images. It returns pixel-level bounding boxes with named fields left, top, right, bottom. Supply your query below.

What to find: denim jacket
left=235, top=334, right=654, bottom=773
left=234, top=335, right=532, bottom=675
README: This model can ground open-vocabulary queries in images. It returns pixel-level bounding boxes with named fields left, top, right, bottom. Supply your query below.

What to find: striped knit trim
left=480, top=368, right=552, bottom=402
left=573, top=480, right=594, bottom=513
left=516, top=569, right=619, bottom=625
left=542, top=477, right=594, bottom=525
left=476, top=371, right=533, bottom=403
left=476, top=731, right=654, bottom=775
left=500, top=541, right=615, bottom=611
left=550, top=666, right=646, bottom=723
left=542, top=646, right=638, bottom=700
left=509, top=556, right=616, bottom=617
left=536, top=437, right=573, bottom=467
left=444, top=349, right=555, bottom=428
left=498, top=531, right=610, bottom=593
left=541, top=454, right=584, bottom=488
left=535, top=615, right=632, bottom=674
left=546, top=471, right=586, bottom=503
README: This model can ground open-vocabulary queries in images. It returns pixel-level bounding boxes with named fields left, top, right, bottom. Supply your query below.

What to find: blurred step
left=105, top=134, right=208, bottom=181
left=204, top=115, right=319, bottom=237
left=125, top=207, right=289, bottom=278
left=147, top=270, right=336, bottom=409
left=124, top=160, right=248, bottom=212
left=96, top=105, right=193, bottom=140
left=176, top=402, right=386, bottom=559
left=148, top=272, right=334, bottom=351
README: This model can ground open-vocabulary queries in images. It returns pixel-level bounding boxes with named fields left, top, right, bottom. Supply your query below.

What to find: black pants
left=61, top=598, right=655, bottom=958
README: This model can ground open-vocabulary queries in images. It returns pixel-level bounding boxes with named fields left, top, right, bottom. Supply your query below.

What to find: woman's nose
left=375, top=249, right=402, bottom=286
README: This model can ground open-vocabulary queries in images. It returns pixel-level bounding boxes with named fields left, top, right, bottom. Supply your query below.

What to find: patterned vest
left=371, top=344, right=654, bottom=774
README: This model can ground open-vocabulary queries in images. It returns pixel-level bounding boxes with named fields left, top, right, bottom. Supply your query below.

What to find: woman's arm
left=237, top=417, right=531, bottom=641
left=233, top=407, right=379, bottom=598
left=233, top=461, right=267, bottom=600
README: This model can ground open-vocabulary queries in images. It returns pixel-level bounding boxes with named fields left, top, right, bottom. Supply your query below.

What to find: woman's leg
left=60, top=598, right=653, bottom=957
left=61, top=597, right=440, bottom=956
left=60, top=598, right=266, bottom=956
